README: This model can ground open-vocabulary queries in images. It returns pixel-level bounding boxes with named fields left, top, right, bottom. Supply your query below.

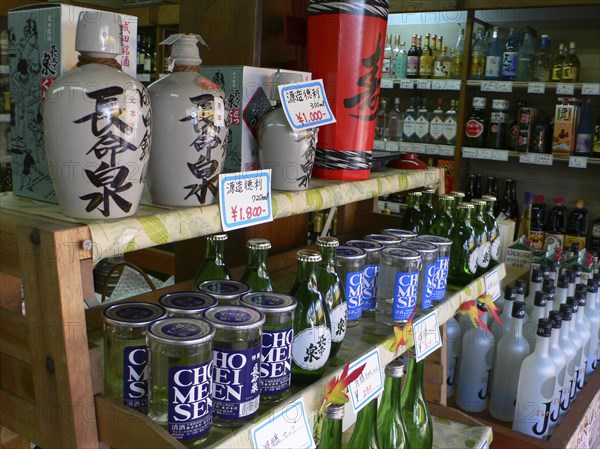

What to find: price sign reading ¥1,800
left=279, top=79, right=336, bottom=131
left=219, top=170, right=273, bottom=232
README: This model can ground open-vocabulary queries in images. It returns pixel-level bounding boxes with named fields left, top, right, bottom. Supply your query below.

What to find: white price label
left=373, top=140, right=386, bottom=150
left=348, top=348, right=384, bottom=413
left=385, top=141, right=399, bottom=152
left=581, top=83, right=600, bottom=95
left=537, top=154, right=553, bottom=166
left=497, top=81, right=513, bottom=92
left=416, top=79, right=432, bottom=90
left=484, top=268, right=501, bottom=301
left=219, top=170, right=273, bottom=231
left=399, top=142, right=413, bottom=153
left=400, top=79, right=415, bottom=89
left=463, top=147, right=478, bottom=158
left=556, top=83, right=575, bottom=95
left=492, top=150, right=509, bottom=161
left=446, top=80, right=461, bottom=90
left=478, top=149, right=493, bottom=160
left=439, top=145, right=455, bottom=156
left=426, top=145, right=440, bottom=155
left=519, top=153, right=536, bottom=164
left=250, top=398, right=315, bottom=449
left=381, top=77, right=394, bottom=89
left=413, top=311, right=442, bottom=362
left=279, top=79, right=336, bottom=131
left=431, top=80, right=446, bottom=90
left=481, top=81, right=497, bottom=92
left=527, top=82, right=545, bottom=94
left=569, top=156, right=588, bottom=168
left=412, top=143, right=427, bottom=154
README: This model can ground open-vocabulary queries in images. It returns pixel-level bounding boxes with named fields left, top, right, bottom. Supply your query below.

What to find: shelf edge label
left=568, top=156, right=588, bottom=168
left=484, top=268, right=501, bottom=301
left=250, top=398, right=315, bottom=449
left=347, top=348, right=384, bottom=413
left=279, top=79, right=336, bottom=131
left=413, top=310, right=442, bottom=362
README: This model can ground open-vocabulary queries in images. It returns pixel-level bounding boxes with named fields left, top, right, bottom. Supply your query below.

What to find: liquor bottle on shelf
left=347, top=398, right=381, bottom=449
left=513, top=319, right=557, bottom=440
left=558, top=303, right=578, bottom=415
left=392, top=35, right=401, bottom=76
left=562, top=299, right=584, bottom=403
left=451, top=28, right=465, bottom=79
left=402, top=191, right=425, bottom=234
left=388, top=98, right=402, bottom=142
left=486, top=99, right=509, bottom=149
left=420, top=188, right=436, bottom=232
left=290, top=249, right=332, bottom=383
left=470, top=28, right=487, bottom=80
left=489, top=301, right=530, bottom=422
left=544, top=198, right=567, bottom=250
left=319, top=404, right=344, bottom=449
left=433, top=46, right=451, bottom=79
left=547, top=310, right=568, bottom=431
left=556, top=275, right=569, bottom=307
left=436, top=35, right=444, bottom=58
left=429, top=99, right=445, bottom=144
left=518, top=192, right=533, bottom=242
left=574, top=99, right=594, bottom=157
left=451, top=191, right=465, bottom=221
left=481, top=195, right=502, bottom=267
left=403, top=98, right=417, bottom=142
left=485, top=26, right=502, bottom=80
left=443, top=100, right=458, bottom=145
left=502, top=27, right=520, bottom=81
left=524, top=269, right=543, bottom=316
left=508, top=101, right=527, bottom=151
left=571, top=293, right=591, bottom=394
left=485, top=177, right=499, bottom=212
left=529, top=195, right=546, bottom=251
left=406, top=34, right=420, bottom=78
left=464, top=97, right=488, bottom=148
left=524, top=291, right=548, bottom=351
left=193, top=234, right=231, bottom=289
left=565, top=200, right=588, bottom=251
left=590, top=212, right=600, bottom=253
left=551, top=43, right=566, bottom=82
left=516, top=28, right=536, bottom=81
left=465, top=175, right=476, bottom=202
left=456, top=301, right=495, bottom=413
left=472, top=199, right=491, bottom=276
left=241, top=238, right=273, bottom=291
left=446, top=316, right=461, bottom=398
left=429, top=194, right=455, bottom=237
left=562, top=42, right=580, bottom=83
left=491, top=285, right=518, bottom=338
left=415, top=98, right=430, bottom=143
left=400, top=354, right=433, bottom=449
left=585, top=280, right=599, bottom=379
left=448, top=203, right=477, bottom=285
left=395, top=40, right=408, bottom=78
left=431, top=34, right=438, bottom=58
left=419, top=33, right=434, bottom=79
left=500, top=178, right=520, bottom=224
left=375, top=98, right=389, bottom=141
left=533, top=34, right=552, bottom=82
left=377, top=358, right=408, bottom=449
left=383, top=33, right=393, bottom=77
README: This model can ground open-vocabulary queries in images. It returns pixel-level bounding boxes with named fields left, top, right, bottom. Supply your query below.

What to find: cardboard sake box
left=552, top=97, right=580, bottom=156
left=200, top=66, right=311, bottom=173
left=8, top=3, right=138, bottom=203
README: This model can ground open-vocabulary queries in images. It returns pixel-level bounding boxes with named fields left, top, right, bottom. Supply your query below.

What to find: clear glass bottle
left=443, top=100, right=458, bottom=145
left=399, top=240, right=438, bottom=312
left=383, top=32, right=393, bottom=76
left=451, top=28, right=465, bottom=79
left=533, top=34, right=552, bottom=82
left=516, top=28, right=535, bottom=81
left=158, top=292, right=217, bottom=318
left=240, top=238, right=273, bottom=292
left=377, top=358, right=408, bottom=449
left=400, top=352, right=433, bottom=449
left=318, top=404, right=344, bottom=449
left=388, top=97, right=403, bottom=142
left=485, top=26, right=502, bottom=80
left=193, top=234, right=230, bottom=289
left=395, top=40, right=408, bottom=78
left=448, top=203, right=478, bottom=285
left=375, top=98, right=389, bottom=141
left=551, top=43, right=566, bottom=81
left=470, top=28, right=487, bottom=80
left=197, top=280, right=250, bottom=306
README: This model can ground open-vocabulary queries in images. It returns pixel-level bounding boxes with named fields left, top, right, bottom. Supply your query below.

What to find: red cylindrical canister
left=308, top=0, right=389, bottom=181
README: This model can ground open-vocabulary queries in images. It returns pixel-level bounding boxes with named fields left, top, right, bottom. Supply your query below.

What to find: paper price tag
left=569, top=156, right=588, bottom=168
left=385, top=141, right=399, bottom=152
left=463, top=147, right=478, bottom=158
left=399, top=142, right=413, bottom=152
left=481, top=81, right=497, bottom=92
left=426, top=145, right=440, bottom=155
left=416, top=79, right=432, bottom=90
left=519, top=153, right=536, bottom=164
left=537, top=154, right=553, bottom=166
left=412, top=143, right=427, bottom=154
left=381, top=77, right=394, bottom=89
left=347, top=348, right=384, bottom=413
left=484, top=268, right=501, bottom=301
left=581, top=83, right=600, bottom=95
left=400, top=79, right=415, bottom=89
left=446, top=80, right=461, bottom=90
left=431, top=80, right=446, bottom=90
left=527, top=82, right=545, bottom=94
left=251, top=398, right=315, bottom=449
left=413, top=311, right=442, bottom=362
left=556, top=83, right=575, bottom=95
left=439, top=145, right=455, bottom=156
left=219, top=170, right=273, bottom=232
left=478, top=149, right=493, bottom=160
left=373, top=140, right=386, bottom=150
left=279, top=79, right=336, bottom=131
left=492, top=150, right=509, bottom=161
left=497, top=81, right=513, bottom=92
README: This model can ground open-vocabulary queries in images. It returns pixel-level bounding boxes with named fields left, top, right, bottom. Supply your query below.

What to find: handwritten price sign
left=219, top=170, right=273, bottom=232
left=413, top=311, right=442, bottom=362
left=279, top=79, right=336, bottom=131
left=347, top=348, right=384, bottom=413
left=251, top=398, right=315, bottom=449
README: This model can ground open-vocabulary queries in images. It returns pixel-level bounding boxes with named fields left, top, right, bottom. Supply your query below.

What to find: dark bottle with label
left=531, top=115, right=552, bottom=154
left=486, top=99, right=509, bottom=149
left=500, top=179, right=519, bottom=221
left=544, top=198, right=567, bottom=250
left=406, top=34, right=420, bottom=78
left=465, top=175, right=476, bottom=202
left=529, top=195, right=546, bottom=251
left=474, top=174, right=482, bottom=199
left=464, top=97, right=488, bottom=147
left=486, top=176, right=500, bottom=216
left=565, top=200, right=588, bottom=251
left=509, top=101, right=527, bottom=151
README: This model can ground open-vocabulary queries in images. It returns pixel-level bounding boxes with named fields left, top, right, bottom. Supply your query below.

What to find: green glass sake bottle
left=377, top=358, right=408, bottom=449
left=429, top=194, right=455, bottom=237
left=402, top=191, right=426, bottom=234
left=451, top=191, right=465, bottom=221
left=290, top=249, right=332, bottom=384
left=347, top=398, right=381, bottom=449
left=471, top=199, right=491, bottom=276
left=400, top=353, right=433, bottom=449
left=448, top=203, right=478, bottom=285
left=316, top=236, right=347, bottom=359
left=420, top=188, right=436, bottom=232
left=318, top=403, right=344, bottom=449
left=240, top=238, right=273, bottom=291
left=481, top=195, right=502, bottom=268
left=192, top=233, right=230, bottom=290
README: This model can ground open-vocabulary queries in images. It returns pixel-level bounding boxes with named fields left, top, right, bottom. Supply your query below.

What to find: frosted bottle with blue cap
left=346, top=239, right=384, bottom=316
left=513, top=319, right=556, bottom=440
left=147, top=33, right=228, bottom=206
left=489, top=301, right=530, bottom=422
left=547, top=310, right=567, bottom=432
left=335, top=245, right=366, bottom=327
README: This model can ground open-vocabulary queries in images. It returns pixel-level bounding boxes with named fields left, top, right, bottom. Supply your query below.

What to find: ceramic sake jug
left=257, top=71, right=318, bottom=191
left=43, top=11, right=151, bottom=219
left=147, top=34, right=228, bottom=207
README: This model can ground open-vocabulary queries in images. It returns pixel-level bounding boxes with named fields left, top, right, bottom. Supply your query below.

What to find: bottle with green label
left=400, top=352, right=433, bottom=449
left=347, top=398, right=381, bottom=449
left=318, top=404, right=344, bottom=449
left=377, top=358, right=408, bottom=449
left=290, top=249, right=332, bottom=384
left=193, top=234, right=230, bottom=290
left=316, top=236, right=346, bottom=359
left=481, top=195, right=502, bottom=267
left=429, top=194, right=455, bottom=237
left=448, top=203, right=478, bottom=285
left=420, top=189, right=436, bottom=232
left=402, top=191, right=426, bottom=234
left=240, top=238, right=273, bottom=291
left=471, top=199, right=491, bottom=276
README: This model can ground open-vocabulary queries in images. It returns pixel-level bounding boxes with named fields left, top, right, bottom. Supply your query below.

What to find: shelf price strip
left=527, top=82, right=545, bottom=94
left=413, top=310, right=442, bottom=362
left=381, top=77, right=394, bottom=89
left=462, top=148, right=509, bottom=161
left=250, top=398, right=315, bottom=449
left=581, top=84, right=600, bottom=96
left=480, top=81, right=513, bottom=93
left=569, top=156, right=588, bottom=168
left=279, top=79, right=336, bottom=131
left=484, top=268, right=502, bottom=301
left=347, top=348, right=384, bottom=413
left=219, top=170, right=273, bottom=232
left=519, top=153, right=553, bottom=166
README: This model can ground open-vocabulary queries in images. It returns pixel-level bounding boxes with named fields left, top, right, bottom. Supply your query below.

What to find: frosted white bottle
left=524, top=292, right=548, bottom=353
left=491, top=285, right=517, bottom=343
left=543, top=282, right=555, bottom=317
left=548, top=262, right=558, bottom=285
left=515, top=279, right=527, bottom=304
left=446, top=316, right=461, bottom=397
left=557, top=304, right=578, bottom=416
left=562, top=301, right=584, bottom=404
left=570, top=294, right=591, bottom=395
left=524, top=269, right=543, bottom=316
left=547, top=311, right=567, bottom=433
left=585, top=280, right=600, bottom=378
left=489, top=301, right=530, bottom=421
left=513, top=319, right=557, bottom=439
left=566, top=270, right=576, bottom=298
left=456, top=302, right=495, bottom=413
left=556, top=274, right=569, bottom=306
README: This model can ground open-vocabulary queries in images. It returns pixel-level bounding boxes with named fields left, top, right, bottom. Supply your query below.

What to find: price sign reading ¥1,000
left=413, top=311, right=442, bottom=362
left=347, top=348, right=384, bottom=413
left=279, top=79, right=336, bottom=131
left=219, top=170, right=273, bottom=232
left=250, top=398, right=315, bottom=449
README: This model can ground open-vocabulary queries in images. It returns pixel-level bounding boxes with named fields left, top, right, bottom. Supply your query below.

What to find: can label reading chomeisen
left=123, top=345, right=149, bottom=414
left=168, top=360, right=212, bottom=440
left=212, top=346, right=261, bottom=420
left=431, top=256, right=449, bottom=301
left=392, top=271, right=419, bottom=321
left=261, top=328, right=293, bottom=396
left=361, top=264, right=379, bottom=311
left=422, top=262, right=437, bottom=309
left=345, top=271, right=363, bottom=321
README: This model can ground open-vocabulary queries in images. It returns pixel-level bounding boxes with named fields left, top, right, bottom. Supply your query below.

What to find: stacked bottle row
left=382, top=32, right=451, bottom=79
left=447, top=268, right=600, bottom=440
left=375, top=96, right=458, bottom=145
left=318, top=355, right=433, bottom=449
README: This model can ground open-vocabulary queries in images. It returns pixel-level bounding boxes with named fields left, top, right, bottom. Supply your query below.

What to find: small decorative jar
left=158, top=291, right=218, bottom=318
left=197, top=280, right=250, bottom=305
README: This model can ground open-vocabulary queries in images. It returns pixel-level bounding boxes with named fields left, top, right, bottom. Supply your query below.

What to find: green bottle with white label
left=448, top=203, right=478, bottom=285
